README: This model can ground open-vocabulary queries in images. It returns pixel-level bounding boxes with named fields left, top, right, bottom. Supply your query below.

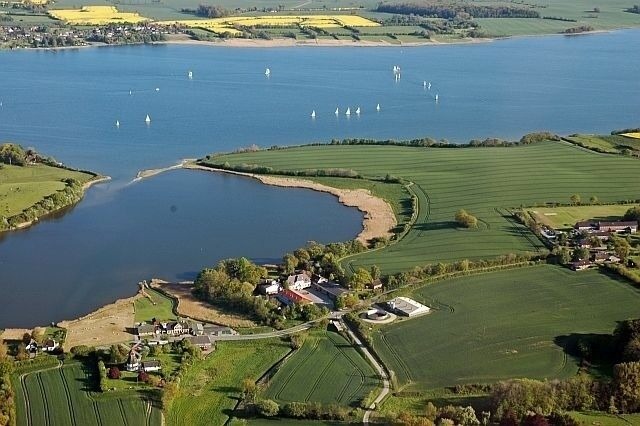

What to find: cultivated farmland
left=373, top=265, right=640, bottom=391
left=167, top=339, right=290, bottom=426
left=264, top=330, right=379, bottom=406
left=207, top=141, right=640, bottom=274
left=14, top=361, right=160, bottom=426
left=49, top=6, right=148, bottom=25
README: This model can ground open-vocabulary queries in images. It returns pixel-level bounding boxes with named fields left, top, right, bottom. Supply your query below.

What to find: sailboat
left=423, top=81, right=427, bottom=88
left=355, top=107, right=361, bottom=115
left=376, top=103, right=380, bottom=112
left=129, top=90, right=132, bottom=95
left=115, top=120, right=120, bottom=127
left=145, top=114, right=151, bottom=123
left=311, top=110, right=316, bottom=118
left=345, top=107, right=351, bottom=116
left=155, top=87, right=160, bottom=92
left=188, top=71, right=193, bottom=79
left=335, top=107, right=339, bottom=115
left=428, top=82, right=431, bottom=90
left=265, top=68, right=271, bottom=76
left=435, top=94, right=439, bottom=102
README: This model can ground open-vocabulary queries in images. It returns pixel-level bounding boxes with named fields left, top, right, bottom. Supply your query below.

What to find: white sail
left=155, top=87, right=160, bottom=92
left=335, top=108, right=339, bottom=115
left=265, top=68, right=271, bottom=76
left=116, top=120, right=120, bottom=127
left=428, top=82, right=431, bottom=90
left=435, top=94, right=439, bottom=102
left=376, top=103, right=380, bottom=111
left=355, top=107, right=361, bottom=115
left=423, top=81, right=427, bottom=88
left=145, top=114, right=151, bottom=123
left=188, top=71, right=193, bottom=79
left=129, top=90, right=132, bottom=95
left=345, top=107, right=351, bottom=116
left=311, top=110, right=316, bottom=118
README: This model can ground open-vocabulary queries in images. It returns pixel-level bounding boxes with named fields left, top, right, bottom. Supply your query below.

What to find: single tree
left=108, top=366, right=121, bottom=379
left=570, top=194, right=581, bottom=205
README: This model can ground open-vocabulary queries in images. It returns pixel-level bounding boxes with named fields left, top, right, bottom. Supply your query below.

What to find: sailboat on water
left=355, top=107, right=360, bottom=115
left=345, top=107, right=351, bottom=116
left=335, top=107, right=339, bottom=115
left=311, top=110, right=316, bottom=118
left=265, top=68, right=271, bottom=76
left=434, top=94, right=439, bottom=102
left=188, top=71, right=193, bottom=79
left=116, top=120, right=120, bottom=127
left=376, top=103, right=380, bottom=112
left=145, top=114, right=151, bottom=123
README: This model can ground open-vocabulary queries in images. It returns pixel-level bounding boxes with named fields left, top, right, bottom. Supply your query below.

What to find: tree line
left=0, top=344, right=14, bottom=426
left=376, top=2, right=540, bottom=19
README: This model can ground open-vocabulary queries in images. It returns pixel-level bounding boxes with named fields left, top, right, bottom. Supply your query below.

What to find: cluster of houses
left=256, top=272, right=368, bottom=307
left=24, top=338, right=59, bottom=356
left=569, top=219, right=637, bottom=271
left=133, top=318, right=237, bottom=350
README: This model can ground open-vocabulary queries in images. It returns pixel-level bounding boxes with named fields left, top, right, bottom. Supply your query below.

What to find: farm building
left=574, top=220, right=638, bottom=233
left=135, top=323, right=157, bottom=337
left=286, top=272, right=311, bottom=290
left=571, top=260, right=592, bottom=271
left=42, top=339, right=59, bottom=352
left=183, top=335, right=214, bottom=350
left=367, top=279, right=383, bottom=291
left=312, top=280, right=350, bottom=302
left=188, top=320, right=205, bottom=336
left=387, top=297, right=430, bottom=317
left=206, top=325, right=238, bottom=337
left=276, top=289, right=312, bottom=306
left=164, top=321, right=190, bottom=335
left=141, top=360, right=161, bottom=372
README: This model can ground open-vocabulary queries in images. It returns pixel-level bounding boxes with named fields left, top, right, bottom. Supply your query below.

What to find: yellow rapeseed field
left=621, top=132, right=640, bottom=139
left=160, top=14, right=379, bottom=35
left=49, top=6, right=148, bottom=25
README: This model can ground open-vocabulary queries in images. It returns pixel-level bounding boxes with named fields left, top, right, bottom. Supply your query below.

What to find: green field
left=208, top=141, right=640, bottom=274
left=0, top=163, right=94, bottom=218
left=565, top=134, right=640, bottom=154
left=530, top=204, right=638, bottom=230
left=134, top=288, right=176, bottom=322
left=167, top=339, right=291, bottom=426
left=14, top=361, right=161, bottom=426
left=372, top=265, right=640, bottom=391
left=569, top=411, right=640, bottom=425
left=263, top=330, right=379, bottom=406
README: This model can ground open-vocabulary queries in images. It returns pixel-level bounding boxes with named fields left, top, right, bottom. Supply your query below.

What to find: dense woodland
left=376, top=2, right=540, bottom=19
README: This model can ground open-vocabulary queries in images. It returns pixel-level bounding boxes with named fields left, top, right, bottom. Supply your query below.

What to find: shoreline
left=4, top=27, right=630, bottom=52
left=183, top=163, right=397, bottom=244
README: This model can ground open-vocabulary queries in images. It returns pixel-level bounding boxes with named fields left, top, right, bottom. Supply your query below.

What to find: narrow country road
left=211, top=321, right=315, bottom=340
left=341, top=320, right=391, bottom=425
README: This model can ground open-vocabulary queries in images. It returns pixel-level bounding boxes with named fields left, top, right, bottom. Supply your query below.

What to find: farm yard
left=14, top=361, right=161, bottom=426
left=263, top=330, right=379, bottom=406
left=166, top=339, right=290, bottom=426
left=207, top=140, right=640, bottom=274
left=373, top=265, right=640, bottom=391
left=530, top=204, right=639, bottom=230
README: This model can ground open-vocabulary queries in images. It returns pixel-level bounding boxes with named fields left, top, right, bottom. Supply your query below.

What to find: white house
left=141, top=360, right=162, bottom=372
left=258, top=280, right=281, bottom=295
left=286, top=272, right=311, bottom=291
left=41, top=339, right=59, bottom=352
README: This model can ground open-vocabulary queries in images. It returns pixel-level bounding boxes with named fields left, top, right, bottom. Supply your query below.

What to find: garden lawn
left=166, top=339, right=291, bottom=426
left=530, top=204, right=638, bottom=230
left=372, top=265, right=640, bottom=391
left=208, top=141, right=640, bottom=274
left=263, top=330, right=379, bottom=406
left=134, top=288, right=176, bottom=322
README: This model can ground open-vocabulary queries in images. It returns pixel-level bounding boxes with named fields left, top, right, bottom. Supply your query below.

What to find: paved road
left=341, top=320, right=391, bottom=425
left=211, top=321, right=315, bottom=340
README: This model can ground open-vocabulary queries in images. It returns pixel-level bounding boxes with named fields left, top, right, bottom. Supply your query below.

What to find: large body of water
left=0, top=30, right=639, bottom=327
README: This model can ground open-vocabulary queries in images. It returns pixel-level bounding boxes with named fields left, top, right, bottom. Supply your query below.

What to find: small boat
left=435, top=94, right=439, bottom=102
left=395, top=74, right=399, bottom=82
left=335, top=107, right=339, bottom=115
left=345, top=107, right=351, bottom=116
left=145, top=114, right=151, bottom=123
left=311, top=110, right=316, bottom=118
left=155, top=87, right=160, bottom=92
left=115, top=120, right=120, bottom=127
left=376, top=103, right=380, bottom=112
left=428, top=82, right=431, bottom=90
left=129, top=90, right=132, bottom=95
left=188, top=71, right=193, bottom=79
left=265, top=68, right=271, bottom=76
left=355, top=107, right=361, bottom=115
left=423, top=81, right=427, bottom=88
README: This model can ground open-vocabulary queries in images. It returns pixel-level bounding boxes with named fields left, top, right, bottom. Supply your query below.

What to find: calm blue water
left=0, top=30, right=639, bottom=326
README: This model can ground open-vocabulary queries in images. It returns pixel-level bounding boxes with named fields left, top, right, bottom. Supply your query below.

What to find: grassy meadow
left=263, top=330, right=379, bottom=406
left=166, top=339, right=291, bottom=426
left=530, top=204, right=638, bottom=230
left=14, top=361, right=161, bottom=426
left=564, top=133, right=640, bottom=154
left=372, top=265, right=640, bottom=391
left=0, top=163, right=94, bottom=218
left=208, top=141, right=640, bottom=274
